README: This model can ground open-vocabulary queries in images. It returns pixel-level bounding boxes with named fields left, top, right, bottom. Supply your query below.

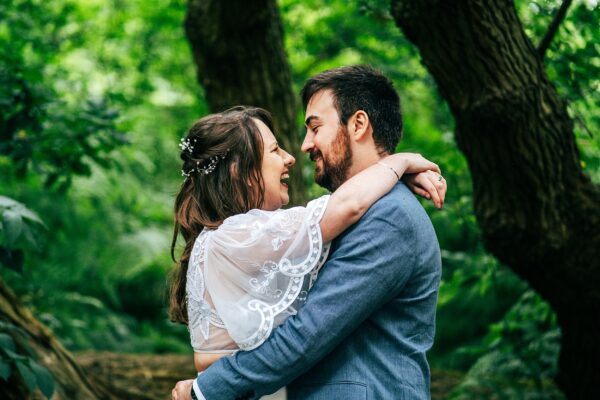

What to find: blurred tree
left=390, top=0, right=599, bottom=397
left=184, top=0, right=306, bottom=204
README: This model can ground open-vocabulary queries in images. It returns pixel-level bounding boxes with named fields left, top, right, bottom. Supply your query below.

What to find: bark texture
left=184, top=0, right=306, bottom=204
left=390, top=1, right=600, bottom=398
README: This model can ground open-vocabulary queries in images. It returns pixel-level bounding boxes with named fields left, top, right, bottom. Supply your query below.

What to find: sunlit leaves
left=0, top=0, right=126, bottom=190
left=517, top=0, right=600, bottom=182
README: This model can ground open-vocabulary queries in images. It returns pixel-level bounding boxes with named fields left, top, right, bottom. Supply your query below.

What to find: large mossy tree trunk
left=184, top=0, right=306, bottom=205
left=0, top=278, right=112, bottom=399
left=390, top=1, right=600, bottom=397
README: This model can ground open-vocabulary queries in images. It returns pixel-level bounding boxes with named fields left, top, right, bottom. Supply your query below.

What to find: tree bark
left=0, top=278, right=113, bottom=399
left=184, top=0, right=306, bottom=205
left=390, top=1, right=600, bottom=398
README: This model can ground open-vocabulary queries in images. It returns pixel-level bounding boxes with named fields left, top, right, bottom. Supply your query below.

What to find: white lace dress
left=186, top=195, right=331, bottom=356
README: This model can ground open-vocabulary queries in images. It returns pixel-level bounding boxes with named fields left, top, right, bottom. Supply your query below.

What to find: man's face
left=301, top=90, right=353, bottom=191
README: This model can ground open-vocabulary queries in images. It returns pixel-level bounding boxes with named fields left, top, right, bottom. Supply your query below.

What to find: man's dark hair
left=301, top=65, right=402, bottom=154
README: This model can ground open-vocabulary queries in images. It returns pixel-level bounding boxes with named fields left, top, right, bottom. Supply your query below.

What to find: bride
left=169, top=106, right=444, bottom=398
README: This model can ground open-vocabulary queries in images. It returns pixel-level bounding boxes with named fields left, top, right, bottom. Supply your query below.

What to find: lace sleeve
left=203, top=195, right=331, bottom=350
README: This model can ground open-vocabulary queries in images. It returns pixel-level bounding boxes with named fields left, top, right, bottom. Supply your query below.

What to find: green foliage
left=1, top=0, right=197, bottom=353
left=448, top=291, right=563, bottom=399
left=0, top=0, right=126, bottom=191
left=0, top=196, right=45, bottom=273
left=517, top=0, right=600, bottom=183
left=0, top=322, right=54, bottom=399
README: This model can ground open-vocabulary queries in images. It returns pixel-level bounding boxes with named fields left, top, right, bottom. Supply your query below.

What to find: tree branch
left=537, top=0, right=573, bottom=59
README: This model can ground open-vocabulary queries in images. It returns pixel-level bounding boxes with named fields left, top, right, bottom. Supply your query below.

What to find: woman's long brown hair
left=169, top=106, right=273, bottom=324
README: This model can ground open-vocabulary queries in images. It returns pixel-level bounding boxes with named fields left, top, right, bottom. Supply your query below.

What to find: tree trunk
left=184, top=0, right=306, bottom=205
left=0, top=278, right=113, bottom=399
left=390, top=0, right=600, bottom=398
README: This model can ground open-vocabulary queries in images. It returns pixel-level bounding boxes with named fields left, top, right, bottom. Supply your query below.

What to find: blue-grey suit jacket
left=196, top=183, right=441, bottom=399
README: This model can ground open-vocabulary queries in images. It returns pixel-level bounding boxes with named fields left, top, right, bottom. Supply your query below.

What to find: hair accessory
left=179, top=137, right=197, bottom=154
left=181, top=149, right=230, bottom=177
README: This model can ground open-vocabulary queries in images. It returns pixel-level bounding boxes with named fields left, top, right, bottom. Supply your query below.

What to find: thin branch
left=537, top=0, right=573, bottom=59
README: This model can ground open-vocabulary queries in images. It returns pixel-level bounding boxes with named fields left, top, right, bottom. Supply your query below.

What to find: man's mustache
left=309, top=150, right=322, bottom=162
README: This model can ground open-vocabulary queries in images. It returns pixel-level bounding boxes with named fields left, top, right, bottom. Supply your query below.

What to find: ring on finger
left=437, top=175, right=444, bottom=182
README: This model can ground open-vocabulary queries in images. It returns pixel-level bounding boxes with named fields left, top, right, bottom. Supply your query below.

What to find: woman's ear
left=229, top=161, right=238, bottom=178
left=229, top=161, right=252, bottom=186
left=349, top=110, right=371, bottom=142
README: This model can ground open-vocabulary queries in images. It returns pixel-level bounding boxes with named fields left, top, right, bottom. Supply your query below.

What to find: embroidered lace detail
left=186, top=195, right=330, bottom=352
left=235, top=197, right=330, bottom=350
left=186, top=232, right=225, bottom=350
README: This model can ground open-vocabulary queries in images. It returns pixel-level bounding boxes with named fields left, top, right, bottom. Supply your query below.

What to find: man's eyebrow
left=304, top=115, right=320, bottom=126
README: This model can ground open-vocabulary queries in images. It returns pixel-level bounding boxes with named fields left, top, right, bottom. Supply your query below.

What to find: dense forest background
left=1, top=0, right=598, bottom=398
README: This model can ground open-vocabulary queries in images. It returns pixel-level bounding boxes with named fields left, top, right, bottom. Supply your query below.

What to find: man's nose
left=301, top=133, right=313, bottom=154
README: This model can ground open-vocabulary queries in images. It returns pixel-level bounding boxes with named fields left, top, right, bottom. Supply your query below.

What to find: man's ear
left=348, top=110, right=371, bottom=142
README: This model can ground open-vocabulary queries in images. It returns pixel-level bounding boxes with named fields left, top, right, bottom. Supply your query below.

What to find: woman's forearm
left=319, top=154, right=410, bottom=243
left=194, top=352, right=228, bottom=373
left=319, top=153, right=440, bottom=243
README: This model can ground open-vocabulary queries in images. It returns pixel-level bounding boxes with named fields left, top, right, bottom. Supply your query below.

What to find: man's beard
left=310, top=125, right=353, bottom=192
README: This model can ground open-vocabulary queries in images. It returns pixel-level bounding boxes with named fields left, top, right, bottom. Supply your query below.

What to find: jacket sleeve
left=196, top=194, right=419, bottom=399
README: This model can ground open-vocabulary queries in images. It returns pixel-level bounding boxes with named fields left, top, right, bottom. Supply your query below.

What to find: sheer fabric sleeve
left=203, top=195, right=331, bottom=350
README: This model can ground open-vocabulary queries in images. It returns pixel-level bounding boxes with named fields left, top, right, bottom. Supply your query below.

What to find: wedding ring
left=438, top=175, right=444, bottom=182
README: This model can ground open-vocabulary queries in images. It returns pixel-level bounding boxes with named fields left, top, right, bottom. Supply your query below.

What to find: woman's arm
left=319, top=153, right=442, bottom=243
left=194, top=353, right=228, bottom=373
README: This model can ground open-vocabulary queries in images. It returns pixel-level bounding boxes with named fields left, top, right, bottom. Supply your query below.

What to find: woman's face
left=254, top=118, right=295, bottom=211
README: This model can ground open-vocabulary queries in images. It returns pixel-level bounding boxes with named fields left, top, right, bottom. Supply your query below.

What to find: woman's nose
left=285, top=151, right=295, bottom=166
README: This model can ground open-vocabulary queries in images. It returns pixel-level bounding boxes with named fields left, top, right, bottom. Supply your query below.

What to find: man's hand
left=171, top=379, right=194, bottom=400
left=403, top=170, right=447, bottom=209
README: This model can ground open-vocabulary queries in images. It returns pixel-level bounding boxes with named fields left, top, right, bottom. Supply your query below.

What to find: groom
left=175, top=65, right=442, bottom=399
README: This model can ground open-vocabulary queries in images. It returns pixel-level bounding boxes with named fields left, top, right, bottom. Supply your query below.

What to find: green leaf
left=18, top=208, right=46, bottom=228
left=3, top=348, right=27, bottom=363
left=0, top=196, right=20, bottom=209
left=15, top=360, right=36, bottom=392
left=30, top=361, right=54, bottom=399
left=0, top=333, right=16, bottom=352
left=2, top=210, right=23, bottom=248
left=0, top=359, right=11, bottom=381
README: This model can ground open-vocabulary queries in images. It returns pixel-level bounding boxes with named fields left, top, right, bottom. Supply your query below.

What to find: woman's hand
left=403, top=170, right=447, bottom=209
left=171, top=379, right=194, bottom=400
left=381, top=153, right=446, bottom=208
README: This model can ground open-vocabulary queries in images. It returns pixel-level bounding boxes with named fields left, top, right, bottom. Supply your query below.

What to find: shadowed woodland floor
left=75, top=352, right=464, bottom=400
